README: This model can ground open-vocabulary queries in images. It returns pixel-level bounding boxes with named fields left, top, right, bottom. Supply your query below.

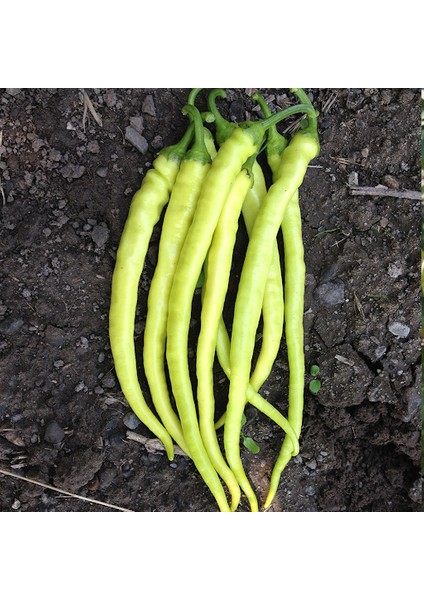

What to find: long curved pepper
left=224, top=95, right=320, bottom=509
left=259, top=89, right=318, bottom=509
left=143, top=105, right=214, bottom=458
left=196, top=154, right=259, bottom=512
left=109, top=122, right=194, bottom=461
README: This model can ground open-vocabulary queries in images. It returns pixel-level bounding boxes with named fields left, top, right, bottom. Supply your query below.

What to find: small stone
left=151, top=135, right=163, bottom=150
left=382, top=174, right=399, bottom=189
left=348, top=171, right=358, bottom=186
left=49, top=149, right=62, bottom=162
left=32, top=138, right=44, bottom=152
left=60, top=163, right=86, bottom=180
left=305, top=458, right=317, bottom=470
left=75, top=381, right=86, bottom=392
left=104, top=90, right=117, bottom=108
left=123, top=412, right=141, bottom=430
left=101, top=373, right=116, bottom=389
left=53, top=360, right=64, bottom=368
left=96, top=166, right=108, bottom=178
left=6, top=89, right=21, bottom=97
left=388, top=321, right=410, bottom=339
left=142, top=95, right=156, bottom=116
left=125, top=126, right=149, bottom=154
left=87, top=140, right=100, bottom=154
left=0, top=317, right=24, bottom=335
left=129, top=115, right=144, bottom=134
left=314, top=279, right=345, bottom=306
left=11, top=499, right=21, bottom=510
left=91, top=223, right=109, bottom=248
left=305, top=485, right=316, bottom=496
left=387, top=263, right=402, bottom=279
left=44, top=420, right=65, bottom=445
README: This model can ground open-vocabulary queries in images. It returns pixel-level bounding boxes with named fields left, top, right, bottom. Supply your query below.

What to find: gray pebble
left=44, top=420, right=65, bottom=445
left=142, top=95, right=156, bottom=116
left=102, top=373, right=116, bottom=389
left=398, top=387, right=420, bottom=423
left=104, top=90, right=117, bottom=108
left=388, top=321, right=410, bottom=338
left=60, top=163, right=86, bottom=179
left=305, top=485, right=316, bottom=497
left=96, top=166, right=108, bottom=178
left=122, top=412, right=141, bottom=430
left=0, top=317, right=24, bottom=335
left=87, top=140, right=100, bottom=154
left=314, top=278, right=345, bottom=306
left=387, top=263, right=402, bottom=279
left=125, top=126, right=148, bottom=154
left=151, top=135, right=163, bottom=150
left=305, top=458, right=317, bottom=470
left=130, top=115, right=144, bottom=134
left=74, top=381, right=86, bottom=392
left=6, top=88, right=21, bottom=96
left=91, top=223, right=109, bottom=248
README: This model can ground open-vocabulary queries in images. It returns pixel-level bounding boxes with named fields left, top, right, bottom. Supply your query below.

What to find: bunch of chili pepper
left=109, top=88, right=320, bottom=512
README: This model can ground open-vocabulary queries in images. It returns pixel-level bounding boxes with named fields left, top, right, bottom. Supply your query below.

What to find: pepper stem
left=290, top=88, right=318, bottom=136
left=207, top=89, right=236, bottom=145
left=160, top=120, right=194, bottom=162
left=188, top=88, right=203, bottom=106
left=242, top=103, right=318, bottom=147
left=252, top=92, right=288, bottom=165
left=181, top=104, right=211, bottom=164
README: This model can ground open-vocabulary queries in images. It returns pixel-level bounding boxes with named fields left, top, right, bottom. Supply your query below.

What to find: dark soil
left=0, top=88, right=421, bottom=512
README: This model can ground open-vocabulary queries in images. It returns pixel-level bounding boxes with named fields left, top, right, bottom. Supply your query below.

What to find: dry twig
left=350, top=185, right=421, bottom=200
left=81, top=89, right=103, bottom=129
left=0, top=467, right=132, bottom=512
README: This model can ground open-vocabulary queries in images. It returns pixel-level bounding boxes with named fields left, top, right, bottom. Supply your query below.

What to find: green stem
left=252, top=92, right=288, bottom=158
left=181, top=104, right=211, bottom=164
left=188, top=88, right=203, bottom=105
left=207, top=89, right=236, bottom=144
left=290, top=88, right=318, bottom=136
left=160, top=121, right=194, bottom=162
left=242, top=103, right=318, bottom=147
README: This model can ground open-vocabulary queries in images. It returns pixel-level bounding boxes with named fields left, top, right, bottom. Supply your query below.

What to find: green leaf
left=241, top=413, right=247, bottom=427
left=309, top=379, right=321, bottom=394
left=243, top=436, right=260, bottom=454
left=310, top=364, right=320, bottom=376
